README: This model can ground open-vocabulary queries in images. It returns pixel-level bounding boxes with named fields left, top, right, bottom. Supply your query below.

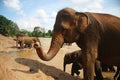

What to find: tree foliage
left=45, top=30, right=52, bottom=37
left=0, top=15, right=53, bottom=37
left=19, top=27, right=53, bottom=38
left=19, top=29, right=32, bottom=36
left=32, top=26, right=46, bottom=37
left=0, top=15, right=19, bottom=36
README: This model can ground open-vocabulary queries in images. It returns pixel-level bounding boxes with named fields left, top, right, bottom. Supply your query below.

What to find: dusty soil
left=0, top=34, right=115, bottom=80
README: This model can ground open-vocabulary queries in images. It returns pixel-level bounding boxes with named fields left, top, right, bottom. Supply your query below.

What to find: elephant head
left=34, top=8, right=90, bottom=61
left=63, top=53, right=74, bottom=72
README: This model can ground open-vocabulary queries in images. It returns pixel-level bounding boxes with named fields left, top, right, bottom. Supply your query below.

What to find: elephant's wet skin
left=34, top=8, right=120, bottom=80
left=15, top=58, right=81, bottom=80
left=15, top=36, right=41, bottom=49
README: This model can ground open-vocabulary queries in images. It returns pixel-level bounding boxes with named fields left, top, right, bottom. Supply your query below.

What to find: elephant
left=114, top=66, right=120, bottom=80
left=34, top=8, right=120, bottom=80
left=63, top=50, right=83, bottom=76
left=15, top=33, right=25, bottom=47
left=63, top=50, right=104, bottom=80
left=16, top=36, right=41, bottom=48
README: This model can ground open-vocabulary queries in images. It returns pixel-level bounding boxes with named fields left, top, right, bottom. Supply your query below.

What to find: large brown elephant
left=16, top=36, right=41, bottom=48
left=34, top=8, right=120, bottom=80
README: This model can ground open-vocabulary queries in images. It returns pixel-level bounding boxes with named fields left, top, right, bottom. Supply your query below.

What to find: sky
left=0, top=0, right=120, bottom=32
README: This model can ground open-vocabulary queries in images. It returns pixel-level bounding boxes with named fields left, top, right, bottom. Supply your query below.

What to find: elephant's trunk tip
left=35, top=42, right=41, bottom=45
left=34, top=42, right=39, bottom=48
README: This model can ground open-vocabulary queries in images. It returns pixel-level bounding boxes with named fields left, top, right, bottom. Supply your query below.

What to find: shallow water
left=2, top=48, right=37, bottom=59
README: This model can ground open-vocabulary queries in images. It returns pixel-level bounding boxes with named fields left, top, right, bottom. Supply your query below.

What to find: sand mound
left=0, top=34, right=16, bottom=52
left=0, top=53, right=54, bottom=80
left=0, top=54, right=18, bottom=80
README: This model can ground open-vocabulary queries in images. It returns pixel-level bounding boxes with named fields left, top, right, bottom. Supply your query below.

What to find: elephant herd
left=63, top=50, right=120, bottom=80
left=14, top=33, right=41, bottom=49
left=33, top=8, right=120, bottom=80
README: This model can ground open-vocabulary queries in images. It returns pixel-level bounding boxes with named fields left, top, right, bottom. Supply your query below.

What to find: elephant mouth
left=64, top=42, right=72, bottom=44
left=64, top=38, right=74, bottom=43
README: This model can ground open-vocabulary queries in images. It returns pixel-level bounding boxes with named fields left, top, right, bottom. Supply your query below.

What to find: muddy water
left=6, top=49, right=36, bottom=59
left=15, top=49, right=36, bottom=58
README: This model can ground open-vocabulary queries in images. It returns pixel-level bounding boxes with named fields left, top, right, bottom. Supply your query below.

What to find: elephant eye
left=62, top=28, right=67, bottom=35
left=61, top=14, right=71, bottom=21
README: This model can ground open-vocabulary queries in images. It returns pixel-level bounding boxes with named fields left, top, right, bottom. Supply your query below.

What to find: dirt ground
left=0, top=34, right=115, bottom=80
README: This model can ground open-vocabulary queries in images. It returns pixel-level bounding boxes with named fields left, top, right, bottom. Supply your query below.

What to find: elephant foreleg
left=16, top=41, right=18, bottom=47
left=83, top=53, right=95, bottom=80
left=20, top=42, right=24, bottom=48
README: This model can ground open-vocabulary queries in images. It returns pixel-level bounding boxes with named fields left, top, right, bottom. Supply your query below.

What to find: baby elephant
left=63, top=50, right=83, bottom=76
left=63, top=50, right=104, bottom=80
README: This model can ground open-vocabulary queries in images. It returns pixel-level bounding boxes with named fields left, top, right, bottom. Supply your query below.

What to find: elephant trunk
left=34, top=32, right=64, bottom=61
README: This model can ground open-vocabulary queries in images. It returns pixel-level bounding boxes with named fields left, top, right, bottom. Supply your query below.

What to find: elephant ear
left=75, top=12, right=91, bottom=33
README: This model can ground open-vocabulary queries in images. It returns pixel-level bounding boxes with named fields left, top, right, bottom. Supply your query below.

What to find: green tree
left=0, top=15, right=8, bottom=36
left=0, top=15, right=19, bottom=36
left=11, top=22, right=19, bottom=36
left=20, top=29, right=32, bottom=36
left=32, top=26, right=45, bottom=37
left=45, top=30, right=52, bottom=38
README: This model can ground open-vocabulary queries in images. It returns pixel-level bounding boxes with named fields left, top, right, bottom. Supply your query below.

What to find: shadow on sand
left=14, top=58, right=82, bottom=80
